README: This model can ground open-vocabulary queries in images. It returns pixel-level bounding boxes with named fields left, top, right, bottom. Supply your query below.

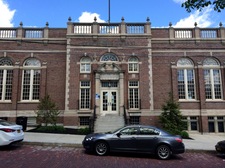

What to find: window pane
left=0, top=70, right=3, bottom=100
left=177, top=70, right=185, bottom=99
left=22, top=70, right=31, bottom=100
left=22, top=69, right=40, bottom=101
left=129, top=81, right=139, bottom=109
left=32, top=70, right=40, bottom=100
left=80, top=81, right=90, bottom=109
left=5, top=70, right=13, bottom=100
left=187, top=70, right=195, bottom=99
left=204, top=70, right=212, bottom=99
left=213, top=70, right=222, bottom=99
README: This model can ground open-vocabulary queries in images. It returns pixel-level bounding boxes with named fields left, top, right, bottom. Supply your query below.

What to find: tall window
left=203, top=58, right=222, bottom=100
left=80, top=57, right=91, bottom=73
left=0, top=58, right=13, bottom=101
left=22, top=58, right=41, bottom=101
left=80, top=81, right=90, bottom=109
left=128, top=57, right=139, bottom=73
left=129, top=81, right=139, bottom=109
left=177, top=58, right=195, bottom=100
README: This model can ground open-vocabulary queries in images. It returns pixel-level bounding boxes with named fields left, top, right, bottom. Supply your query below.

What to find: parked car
left=215, top=140, right=225, bottom=154
left=0, top=119, right=24, bottom=146
left=82, top=125, right=185, bottom=160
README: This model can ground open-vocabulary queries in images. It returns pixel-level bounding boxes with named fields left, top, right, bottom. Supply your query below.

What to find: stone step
left=94, top=115, right=125, bottom=133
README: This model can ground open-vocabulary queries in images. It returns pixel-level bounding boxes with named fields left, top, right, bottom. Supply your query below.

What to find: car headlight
left=86, top=137, right=94, bottom=141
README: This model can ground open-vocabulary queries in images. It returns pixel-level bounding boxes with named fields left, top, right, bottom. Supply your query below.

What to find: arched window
left=100, top=53, right=118, bottom=62
left=0, top=58, right=13, bottom=101
left=128, top=57, right=139, bottom=73
left=22, top=58, right=41, bottom=101
left=203, top=58, right=222, bottom=100
left=80, top=57, right=91, bottom=73
left=177, top=58, right=196, bottom=100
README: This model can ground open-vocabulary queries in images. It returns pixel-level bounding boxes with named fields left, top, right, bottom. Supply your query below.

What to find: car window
left=120, top=127, right=138, bottom=135
left=140, top=127, right=160, bottom=135
left=0, top=119, right=14, bottom=126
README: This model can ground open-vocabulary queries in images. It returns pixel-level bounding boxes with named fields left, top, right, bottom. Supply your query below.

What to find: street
left=0, top=145, right=224, bottom=168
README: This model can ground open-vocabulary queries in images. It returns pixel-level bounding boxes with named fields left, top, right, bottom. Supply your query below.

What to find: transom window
left=128, top=57, right=139, bottom=73
left=100, top=53, right=118, bottom=62
left=22, top=58, right=41, bottom=101
left=177, top=58, right=196, bottom=100
left=0, top=58, right=13, bottom=101
left=80, top=57, right=91, bottom=73
left=101, top=81, right=118, bottom=87
left=203, top=58, right=222, bottom=100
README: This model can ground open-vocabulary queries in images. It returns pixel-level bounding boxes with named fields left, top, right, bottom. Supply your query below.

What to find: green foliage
left=159, top=93, right=187, bottom=137
left=182, top=0, right=225, bottom=12
left=77, top=127, right=91, bottom=135
left=180, top=131, right=189, bottom=139
left=36, top=95, right=61, bottom=127
left=36, top=126, right=66, bottom=133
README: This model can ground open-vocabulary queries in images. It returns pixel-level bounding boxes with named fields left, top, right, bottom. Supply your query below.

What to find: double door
left=101, top=90, right=117, bottom=114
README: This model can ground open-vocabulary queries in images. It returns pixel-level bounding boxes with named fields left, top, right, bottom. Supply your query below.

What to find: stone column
left=119, top=73, right=124, bottom=116
left=95, top=73, right=100, bottom=115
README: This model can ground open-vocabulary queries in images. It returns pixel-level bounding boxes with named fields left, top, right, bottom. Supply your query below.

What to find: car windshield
left=111, top=127, right=123, bottom=134
left=0, top=119, right=15, bottom=126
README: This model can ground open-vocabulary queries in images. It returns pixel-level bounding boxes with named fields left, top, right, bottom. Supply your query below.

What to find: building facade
left=0, top=18, right=225, bottom=133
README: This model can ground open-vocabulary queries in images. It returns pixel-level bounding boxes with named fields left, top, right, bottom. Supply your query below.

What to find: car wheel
left=156, top=145, right=171, bottom=160
left=95, top=141, right=108, bottom=156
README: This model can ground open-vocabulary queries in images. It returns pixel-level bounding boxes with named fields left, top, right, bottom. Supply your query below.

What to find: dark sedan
left=215, top=140, right=225, bottom=154
left=82, top=125, right=185, bottom=160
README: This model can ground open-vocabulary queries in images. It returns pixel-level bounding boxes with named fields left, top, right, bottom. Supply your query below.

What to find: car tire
left=156, top=145, right=171, bottom=160
left=95, top=141, right=109, bottom=156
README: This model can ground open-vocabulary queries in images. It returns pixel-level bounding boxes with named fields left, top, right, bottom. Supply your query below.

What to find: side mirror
left=116, top=132, right=121, bottom=137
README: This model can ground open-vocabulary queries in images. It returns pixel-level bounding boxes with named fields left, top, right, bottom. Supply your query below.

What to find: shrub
left=159, top=92, right=187, bottom=137
left=77, top=127, right=91, bottom=135
left=36, top=126, right=66, bottom=133
left=36, top=95, right=61, bottom=127
left=180, top=131, right=189, bottom=139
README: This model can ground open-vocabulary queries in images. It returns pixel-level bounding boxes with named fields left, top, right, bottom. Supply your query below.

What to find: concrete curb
left=23, top=141, right=83, bottom=148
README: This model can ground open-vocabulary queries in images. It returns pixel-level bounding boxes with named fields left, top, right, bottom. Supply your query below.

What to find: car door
left=136, top=126, right=160, bottom=153
left=109, top=127, right=139, bottom=152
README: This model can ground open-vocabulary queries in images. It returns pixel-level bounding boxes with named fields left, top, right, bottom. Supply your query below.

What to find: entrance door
left=101, top=90, right=117, bottom=114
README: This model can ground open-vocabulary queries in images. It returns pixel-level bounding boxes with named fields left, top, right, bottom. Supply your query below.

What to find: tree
left=182, top=0, right=225, bottom=12
left=159, top=93, right=187, bottom=135
left=36, top=95, right=61, bottom=127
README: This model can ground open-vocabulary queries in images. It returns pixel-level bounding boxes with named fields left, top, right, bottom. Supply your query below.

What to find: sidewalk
left=23, top=132, right=225, bottom=151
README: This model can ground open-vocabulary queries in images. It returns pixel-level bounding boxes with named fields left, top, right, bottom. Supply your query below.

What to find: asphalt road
left=0, top=145, right=224, bottom=168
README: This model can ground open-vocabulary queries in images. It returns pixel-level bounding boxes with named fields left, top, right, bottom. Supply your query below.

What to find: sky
left=0, top=0, right=225, bottom=28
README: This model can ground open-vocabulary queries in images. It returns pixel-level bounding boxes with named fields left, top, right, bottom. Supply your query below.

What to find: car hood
left=217, top=140, right=225, bottom=145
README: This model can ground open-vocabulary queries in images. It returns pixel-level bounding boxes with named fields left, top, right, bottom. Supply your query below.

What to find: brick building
left=0, top=17, right=225, bottom=133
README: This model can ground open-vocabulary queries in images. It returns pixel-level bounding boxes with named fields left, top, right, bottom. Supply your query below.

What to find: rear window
left=0, top=120, right=14, bottom=126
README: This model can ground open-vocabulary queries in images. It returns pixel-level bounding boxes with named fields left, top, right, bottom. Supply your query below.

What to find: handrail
left=89, top=105, right=96, bottom=133
left=123, top=105, right=129, bottom=125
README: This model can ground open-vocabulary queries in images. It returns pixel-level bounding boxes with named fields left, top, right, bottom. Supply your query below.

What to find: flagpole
left=108, top=0, right=110, bottom=24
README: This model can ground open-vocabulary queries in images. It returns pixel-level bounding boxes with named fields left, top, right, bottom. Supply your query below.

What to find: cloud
left=173, top=0, right=186, bottom=4
left=78, top=12, right=105, bottom=23
left=0, top=0, right=15, bottom=27
left=173, top=7, right=213, bottom=27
